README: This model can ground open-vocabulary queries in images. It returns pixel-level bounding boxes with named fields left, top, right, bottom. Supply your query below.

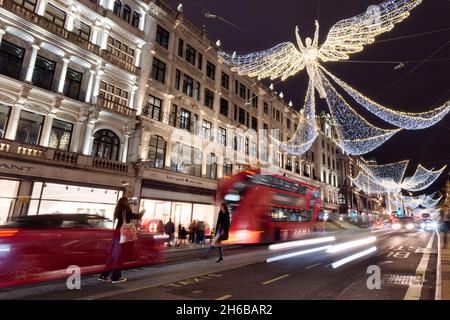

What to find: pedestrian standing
left=164, top=218, right=175, bottom=247
left=203, top=203, right=230, bottom=262
left=176, top=226, right=187, bottom=247
left=99, top=197, right=145, bottom=283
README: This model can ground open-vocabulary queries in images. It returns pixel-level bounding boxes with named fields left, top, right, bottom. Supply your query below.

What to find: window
left=0, top=41, right=25, bottom=80
left=234, top=105, right=238, bottom=121
left=206, top=61, right=215, bottom=80
left=63, top=68, right=83, bottom=100
left=251, top=117, right=258, bottom=131
left=185, top=44, right=196, bottom=65
left=220, top=98, right=229, bottom=117
left=122, top=5, right=131, bottom=23
left=0, top=104, right=11, bottom=138
left=155, top=25, right=170, bottom=49
left=148, top=135, right=166, bottom=168
left=15, top=111, right=44, bottom=145
left=194, top=81, right=201, bottom=101
left=175, top=69, right=181, bottom=90
left=99, top=81, right=129, bottom=106
left=251, top=94, right=258, bottom=108
left=218, top=127, right=226, bottom=146
left=206, top=153, right=217, bottom=179
left=49, top=119, right=72, bottom=151
left=238, top=108, right=245, bottom=125
left=270, top=207, right=312, bottom=222
left=197, top=52, right=203, bottom=70
left=44, top=3, right=66, bottom=27
left=131, top=12, right=140, bottom=28
left=322, top=153, right=326, bottom=165
left=287, top=118, right=291, bottom=130
left=151, top=58, right=166, bottom=83
left=263, top=102, right=269, bottom=115
left=221, top=72, right=229, bottom=89
left=91, top=129, right=120, bottom=161
left=234, top=80, right=239, bottom=95
left=182, top=74, right=193, bottom=97
left=179, top=108, right=191, bottom=131
left=275, top=110, right=280, bottom=122
left=106, top=36, right=134, bottom=63
left=204, top=88, right=214, bottom=108
left=145, top=95, right=162, bottom=121
left=13, top=0, right=37, bottom=11
left=239, top=83, right=246, bottom=99
left=250, top=141, right=257, bottom=158
left=286, top=158, right=292, bottom=170
left=32, top=56, right=55, bottom=91
left=201, top=120, right=212, bottom=141
left=73, top=21, right=91, bottom=41
left=169, top=104, right=177, bottom=127
left=113, top=0, right=122, bottom=15
left=178, top=38, right=184, bottom=57
left=245, top=137, right=249, bottom=155
left=170, top=143, right=201, bottom=177
left=223, top=158, right=233, bottom=176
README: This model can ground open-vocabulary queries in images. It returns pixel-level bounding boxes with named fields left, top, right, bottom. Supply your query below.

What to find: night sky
left=165, top=0, right=450, bottom=195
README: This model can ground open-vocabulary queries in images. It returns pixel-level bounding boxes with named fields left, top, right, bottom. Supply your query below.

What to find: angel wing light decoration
left=219, top=0, right=450, bottom=155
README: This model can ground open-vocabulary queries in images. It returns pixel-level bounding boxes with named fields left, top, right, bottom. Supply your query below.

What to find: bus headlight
left=392, top=223, right=401, bottom=230
left=406, top=223, right=415, bottom=230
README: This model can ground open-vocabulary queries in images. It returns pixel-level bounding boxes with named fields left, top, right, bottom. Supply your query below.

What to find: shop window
left=32, top=56, right=56, bottom=91
left=205, top=153, right=217, bottom=180
left=0, top=179, right=20, bottom=224
left=113, top=0, right=122, bottom=16
left=48, top=119, right=72, bottom=151
left=44, top=3, right=66, bottom=27
left=0, top=41, right=25, bottom=80
left=170, top=143, right=201, bottom=177
left=15, top=110, right=44, bottom=145
left=0, top=104, right=11, bottom=138
left=131, top=11, right=140, bottom=28
left=91, top=129, right=120, bottom=161
left=223, top=158, right=233, bottom=177
left=63, top=68, right=83, bottom=100
left=147, top=135, right=166, bottom=169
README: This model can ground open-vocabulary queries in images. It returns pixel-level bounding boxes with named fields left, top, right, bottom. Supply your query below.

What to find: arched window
left=113, top=0, right=122, bottom=16
left=91, top=129, right=120, bottom=161
left=131, top=11, right=140, bottom=28
left=147, top=135, right=166, bottom=168
left=170, top=143, right=201, bottom=177
left=122, top=5, right=131, bottom=23
left=205, top=153, right=217, bottom=180
left=223, top=158, right=233, bottom=177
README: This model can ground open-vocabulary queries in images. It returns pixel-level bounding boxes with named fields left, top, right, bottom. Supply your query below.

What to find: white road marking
left=435, top=230, right=441, bottom=300
left=215, top=294, right=232, bottom=300
left=262, top=274, right=290, bottom=285
left=403, top=233, right=435, bottom=300
left=379, top=261, right=393, bottom=265
left=331, top=247, right=377, bottom=269
left=305, top=263, right=322, bottom=270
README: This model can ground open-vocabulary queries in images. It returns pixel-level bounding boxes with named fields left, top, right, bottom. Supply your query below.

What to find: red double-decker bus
left=217, top=168, right=323, bottom=244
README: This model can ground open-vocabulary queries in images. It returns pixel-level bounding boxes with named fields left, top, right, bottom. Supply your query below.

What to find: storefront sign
left=0, top=162, right=33, bottom=172
left=144, top=169, right=217, bottom=190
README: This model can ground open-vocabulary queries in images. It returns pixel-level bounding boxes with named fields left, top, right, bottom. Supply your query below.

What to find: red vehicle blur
left=0, top=214, right=164, bottom=289
left=217, top=169, right=322, bottom=244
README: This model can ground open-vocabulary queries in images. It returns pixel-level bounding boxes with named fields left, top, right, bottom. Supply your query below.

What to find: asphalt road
left=0, top=228, right=439, bottom=300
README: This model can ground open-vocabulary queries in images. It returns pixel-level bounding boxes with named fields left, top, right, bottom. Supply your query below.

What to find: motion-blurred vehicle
left=419, top=218, right=438, bottom=231
left=371, top=220, right=384, bottom=229
left=391, top=216, right=416, bottom=232
left=0, top=214, right=164, bottom=289
left=217, top=168, right=322, bottom=244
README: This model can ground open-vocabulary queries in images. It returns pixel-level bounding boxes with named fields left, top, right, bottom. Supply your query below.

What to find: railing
left=101, top=50, right=141, bottom=76
left=2, top=0, right=101, bottom=55
left=97, top=96, right=137, bottom=118
left=0, top=138, right=132, bottom=174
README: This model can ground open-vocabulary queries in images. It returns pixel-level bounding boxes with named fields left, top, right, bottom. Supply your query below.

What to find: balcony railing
left=101, top=50, right=140, bottom=76
left=0, top=138, right=132, bottom=174
left=97, top=96, right=137, bottom=118
left=1, top=0, right=101, bottom=55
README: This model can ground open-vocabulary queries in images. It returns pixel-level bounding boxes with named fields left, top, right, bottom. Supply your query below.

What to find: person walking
left=442, top=208, right=450, bottom=249
left=203, top=203, right=230, bottom=262
left=99, top=197, right=145, bottom=283
left=165, top=218, right=175, bottom=247
left=176, top=226, right=187, bottom=247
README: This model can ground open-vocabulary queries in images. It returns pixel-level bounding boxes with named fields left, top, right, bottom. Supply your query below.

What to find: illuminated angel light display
left=402, top=193, right=442, bottom=209
left=219, top=0, right=450, bottom=155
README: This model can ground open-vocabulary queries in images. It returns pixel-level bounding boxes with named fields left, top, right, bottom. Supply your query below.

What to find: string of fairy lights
left=218, top=0, right=450, bottom=156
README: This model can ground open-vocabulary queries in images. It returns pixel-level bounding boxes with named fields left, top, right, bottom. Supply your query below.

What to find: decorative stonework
left=0, top=94, right=16, bottom=105
left=55, top=111, right=78, bottom=123
left=22, top=102, right=50, bottom=115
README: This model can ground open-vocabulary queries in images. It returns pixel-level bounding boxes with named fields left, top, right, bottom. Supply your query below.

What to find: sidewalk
left=439, top=232, right=450, bottom=300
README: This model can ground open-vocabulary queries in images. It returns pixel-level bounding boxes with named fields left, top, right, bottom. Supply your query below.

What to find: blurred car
left=391, top=216, right=416, bottom=232
left=0, top=214, right=165, bottom=289
left=371, top=220, right=385, bottom=229
left=419, top=218, right=438, bottom=231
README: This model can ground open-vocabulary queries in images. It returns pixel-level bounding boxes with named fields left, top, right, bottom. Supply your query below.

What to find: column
left=164, top=140, right=172, bottom=169
left=121, top=134, right=130, bottom=162
left=70, top=121, right=83, bottom=153
left=25, top=44, right=40, bottom=82
left=5, top=105, right=22, bottom=140
left=57, top=57, right=70, bottom=93
left=138, top=9, right=146, bottom=31
left=90, top=26, right=100, bottom=45
left=64, top=13, right=75, bottom=31
left=91, top=69, right=104, bottom=104
left=84, top=70, right=95, bottom=103
left=106, top=0, right=114, bottom=11
left=98, top=26, right=110, bottom=50
left=128, top=85, right=138, bottom=109
left=133, top=46, right=142, bottom=67
left=162, top=96, right=172, bottom=124
left=39, top=114, right=54, bottom=147
left=36, top=0, right=47, bottom=15
left=0, top=29, right=6, bottom=45
left=82, top=119, right=95, bottom=155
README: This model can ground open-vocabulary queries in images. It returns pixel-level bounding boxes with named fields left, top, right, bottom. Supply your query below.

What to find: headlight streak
left=266, top=245, right=331, bottom=263
left=331, top=247, right=377, bottom=269
left=326, top=237, right=377, bottom=253
left=269, top=236, right=336, bottom=251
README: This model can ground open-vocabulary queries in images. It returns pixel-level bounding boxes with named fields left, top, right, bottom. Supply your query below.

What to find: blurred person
left=204, top=223, right=210, bottom=244
left=157, top=220, right=164, bottom=234
left=188, top=221, right=195, bottom=243
left=193, top=220, right=199, bottom=245
left=197, top=221, right=205, bottom=246
left=176, top=226, right=188, bottom=247
left=165, top=218, right=175, bottom=247
left=442, top=209, right=450, bottom=248
left=209, top=228, right=215, bottom=244
left=99, top=197, right=145, bottom=283
left=203, top=204, right=230, bottom=262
